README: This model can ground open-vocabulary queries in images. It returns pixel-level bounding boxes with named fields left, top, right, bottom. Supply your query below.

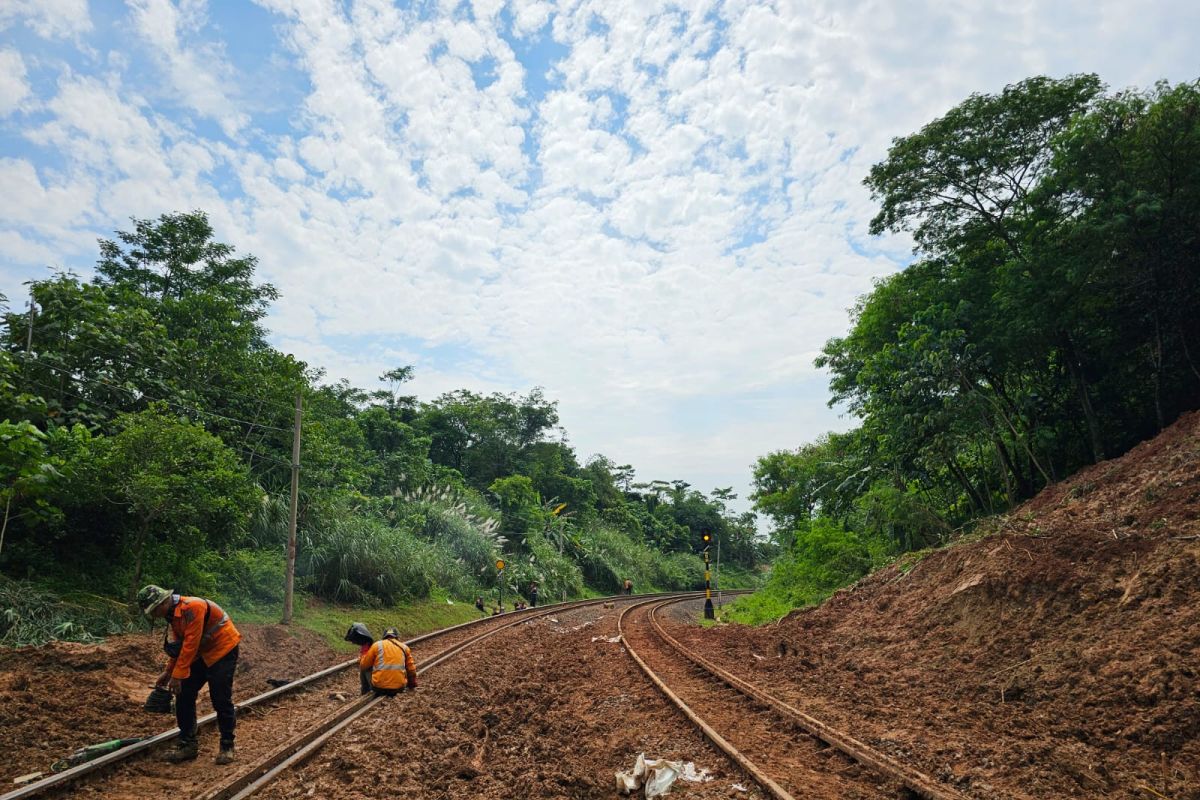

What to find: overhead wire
left=20, top=336, right=299, bottom=417
left=15, top=353, right=291, bottom=433
left=22, top=375, right=297, bottom=471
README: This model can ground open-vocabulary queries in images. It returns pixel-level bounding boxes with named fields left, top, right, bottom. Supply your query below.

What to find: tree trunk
left=945, top=454, right=986, bottom=513
left=1152, top=314, right=1165, bottom=431
left=0, top=494, right=11, bottom=558
left=991, top=435, right=1020, bottom=505
left=130, top=522, right=148, bottom=602
left=1061, top=332, right=1105, bottom=463
left=1179, top=326, right=1200, bottom=385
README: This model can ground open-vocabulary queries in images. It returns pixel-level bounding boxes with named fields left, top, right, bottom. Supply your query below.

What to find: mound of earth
left=679, top=410, right=1200, bottom=799
left=0, top=622, right=337, bottom=782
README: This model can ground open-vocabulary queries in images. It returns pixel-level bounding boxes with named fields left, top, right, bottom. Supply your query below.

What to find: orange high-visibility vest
left=166, top=596, right=241, bottom=679
left=359, top=638, right=416, bottom=691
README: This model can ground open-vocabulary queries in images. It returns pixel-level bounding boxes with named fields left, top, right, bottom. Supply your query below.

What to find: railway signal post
left=702, top=531, right=715, bottom=619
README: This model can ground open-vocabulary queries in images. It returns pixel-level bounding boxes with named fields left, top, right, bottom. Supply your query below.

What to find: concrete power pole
left=282, top=393, right=302, bottom=624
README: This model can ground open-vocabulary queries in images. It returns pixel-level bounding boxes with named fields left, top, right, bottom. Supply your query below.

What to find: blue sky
left=1, top=0, right=1197, bottom=514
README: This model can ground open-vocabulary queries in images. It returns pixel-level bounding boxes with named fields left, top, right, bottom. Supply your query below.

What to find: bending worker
left=359, top=627, right=418, bottom=696
left=138, top=584, right=241, bottom=764
left=344, top=622, right=375, bottom=695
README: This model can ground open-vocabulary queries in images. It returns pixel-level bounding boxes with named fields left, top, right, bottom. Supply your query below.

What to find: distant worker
left=344, top=622, right=375, bottom=695
left=623, top=578, right=633, bottom=595
left=529, top=581, right=539, bottom=607
left=138, top=585, right=241, bottom=765
left=359, top=627, right=417, bottom=696
left=475, top=596, right=486, bottom=615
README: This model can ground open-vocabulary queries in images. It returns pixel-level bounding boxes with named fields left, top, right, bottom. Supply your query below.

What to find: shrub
left=194, top=548, right=287, bottom=609
left=725, top=517, right=893, bottom=624
left=0, top=578, right=136, bottom=646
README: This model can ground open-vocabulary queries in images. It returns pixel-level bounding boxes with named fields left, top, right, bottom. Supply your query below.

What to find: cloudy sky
left=1, top=1, right=1196, bottom=512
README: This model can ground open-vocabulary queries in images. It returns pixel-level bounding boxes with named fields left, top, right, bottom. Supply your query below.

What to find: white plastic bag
left=644, top=764, right=681, bottom=798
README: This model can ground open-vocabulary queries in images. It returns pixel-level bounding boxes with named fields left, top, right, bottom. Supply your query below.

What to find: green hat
left=383, top=627, right=401, bottom=640
left=137, top=585, right=172, bottom=616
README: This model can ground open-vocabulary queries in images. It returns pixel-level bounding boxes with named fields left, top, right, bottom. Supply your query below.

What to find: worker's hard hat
left=344, top=622, right=373, bottom=645
left=137, top=585, right=172, bottom=616
left=382, top=627, right=401, bottom=640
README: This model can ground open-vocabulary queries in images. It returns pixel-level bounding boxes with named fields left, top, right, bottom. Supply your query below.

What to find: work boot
left=164, top=739, right=198, bottom=763
left=214, top=743, right=236, bottom=765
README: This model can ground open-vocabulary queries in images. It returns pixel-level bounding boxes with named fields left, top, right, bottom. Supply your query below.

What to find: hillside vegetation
left=0, top=215, right=765, bottom=644
left=734, top=74, right=1200, bottom=622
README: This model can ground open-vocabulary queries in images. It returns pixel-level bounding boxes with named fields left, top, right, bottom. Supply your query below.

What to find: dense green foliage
left=737, top=76, right=1199, bottom=621
left=0, top=212, right=765, bottom=628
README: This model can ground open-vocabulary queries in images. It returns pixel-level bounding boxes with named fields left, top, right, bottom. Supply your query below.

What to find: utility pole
left=282, top=393, right=302, bottom=624
left=25, top=298, right=35, bottom=352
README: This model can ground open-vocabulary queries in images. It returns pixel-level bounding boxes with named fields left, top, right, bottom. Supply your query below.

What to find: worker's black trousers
left=177, top=646, right=239, bottom=745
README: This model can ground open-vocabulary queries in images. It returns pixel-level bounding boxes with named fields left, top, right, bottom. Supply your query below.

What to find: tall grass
left=572, top=526, right=706, bottom=593
left=0, top=579, right=137, bottom=646
left=300, top=513, right=443, bottom=604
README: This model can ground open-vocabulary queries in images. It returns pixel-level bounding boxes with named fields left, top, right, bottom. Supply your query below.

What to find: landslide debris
left=675, top=410, right=1200, bottom=799
left=0, top=623, right=337, bottom=782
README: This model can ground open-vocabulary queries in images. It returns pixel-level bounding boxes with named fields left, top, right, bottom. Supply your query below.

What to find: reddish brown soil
left=256, top=600, right=762, bottom=800
left=5, top=413, right=1197, bottom=798
left=0, top=623, right=339, bottom=782
left=672, top=410, right=1200, bottom=799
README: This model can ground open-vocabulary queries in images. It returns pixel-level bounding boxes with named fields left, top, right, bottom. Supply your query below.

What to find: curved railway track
left=618, top=596, right=972, bottom=800
left=1, top=592, right=699, bottom=800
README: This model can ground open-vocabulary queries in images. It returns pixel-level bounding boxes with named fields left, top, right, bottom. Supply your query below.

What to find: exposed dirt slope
left=0, top=623, right=337, bottom=781
left=677, top=410, right=1200, bottom=799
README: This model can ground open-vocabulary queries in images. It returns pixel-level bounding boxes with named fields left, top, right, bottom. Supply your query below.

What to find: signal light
left=701, top=532, right=712, bottom=544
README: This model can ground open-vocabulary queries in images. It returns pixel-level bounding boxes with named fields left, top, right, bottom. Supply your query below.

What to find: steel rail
left=0, top=591, right=686, bottom=800
left=618, top=596, right=794, bottom=800
left=620, top=596, right=971, bottom=800
left=197, top=591, right=706, bottom=800
left=643, top=601, right=970, bottom=800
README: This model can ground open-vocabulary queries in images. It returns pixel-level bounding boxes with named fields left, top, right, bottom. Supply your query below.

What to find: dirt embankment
left=677, top=410, right=1200, bottom=798
left=0, top=623, right=338, bottom=781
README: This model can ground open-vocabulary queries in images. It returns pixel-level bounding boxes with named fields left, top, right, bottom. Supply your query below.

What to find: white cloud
left=1, top=0, right=1197, bottom=510
left=0, top=49, right=31, bottom=115
left=0, top=0, right=91, bottom=39
left=128, top=0, right=249, bottom=137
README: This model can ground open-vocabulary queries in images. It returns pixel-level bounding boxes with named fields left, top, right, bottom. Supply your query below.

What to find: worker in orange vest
left=359, top=627, right=417, bottom=696
left=139, top=585, right=241, bottom=764
left=344, top=622, right=375, bottom=695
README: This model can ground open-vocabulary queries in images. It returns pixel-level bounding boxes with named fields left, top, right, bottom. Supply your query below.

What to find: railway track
left=618, top=596, right=972, bottom=800
left=1, top=592, right=699, bottom=800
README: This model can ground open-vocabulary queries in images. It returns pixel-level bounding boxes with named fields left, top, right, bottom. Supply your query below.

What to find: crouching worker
left=138, top=585, right=241, bottom=765
left=344, top=622, right=375, bottom=695
left=359, top=627, right=417, bottom=696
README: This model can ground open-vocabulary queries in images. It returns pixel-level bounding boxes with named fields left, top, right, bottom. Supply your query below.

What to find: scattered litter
left=731, top=783, right=749, bottom=792
left=751, top=652, right=764, bottom=661
left=591, top=635, right=622, bottom=643
left=330, top=692, right=348, bottom=702
left=548, top=617, right=559, bottom=624
left=615, top=753, right=711, bottom=797
left=446, top=598, right=454, bottom=604
left=644, top=763, right=679, bottom=797
left=569, top=620, right=594, bottom=632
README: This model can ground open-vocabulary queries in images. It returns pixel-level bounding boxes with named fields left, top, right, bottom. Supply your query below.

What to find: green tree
left=95, top=406, right=259, bottom=598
